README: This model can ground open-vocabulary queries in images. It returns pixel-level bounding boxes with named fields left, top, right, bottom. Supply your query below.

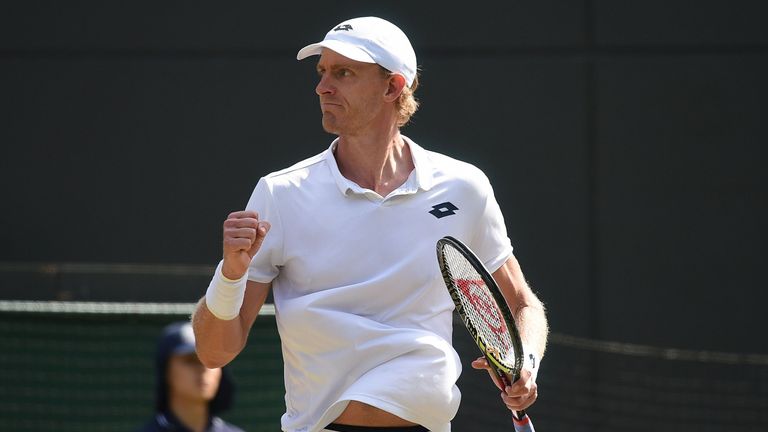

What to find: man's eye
left=338, top=69, right=351, bottom=77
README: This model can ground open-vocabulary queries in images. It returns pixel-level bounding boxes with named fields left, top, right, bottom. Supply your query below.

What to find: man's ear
left=384, top=74, right=406, bottom=102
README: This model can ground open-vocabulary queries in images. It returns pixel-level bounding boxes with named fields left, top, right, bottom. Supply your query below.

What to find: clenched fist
left=221, top=210, right=270, bottom=280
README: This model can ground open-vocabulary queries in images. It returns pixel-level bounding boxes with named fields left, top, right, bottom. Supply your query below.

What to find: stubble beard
left=321, top=112, right=342, bottom=135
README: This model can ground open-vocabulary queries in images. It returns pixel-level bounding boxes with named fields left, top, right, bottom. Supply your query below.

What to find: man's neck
left=169, top=397, right=209, bottom=432
left=334, top=126, right=415, bottom=197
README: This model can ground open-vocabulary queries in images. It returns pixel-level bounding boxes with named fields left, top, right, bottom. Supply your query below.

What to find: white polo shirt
left=246, top=136, right=513, bottom=432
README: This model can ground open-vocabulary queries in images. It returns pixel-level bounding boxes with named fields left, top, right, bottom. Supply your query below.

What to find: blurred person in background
left=138, top=321, right=244, bottom=432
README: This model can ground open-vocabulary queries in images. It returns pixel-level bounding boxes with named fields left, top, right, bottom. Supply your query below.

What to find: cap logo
left=333, top=24, right=353, bottom=31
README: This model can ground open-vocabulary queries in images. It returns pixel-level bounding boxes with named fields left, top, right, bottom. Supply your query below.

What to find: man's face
left=315, top=49, right=391, bottom=135
left=167, top=353, right=222, bottom=403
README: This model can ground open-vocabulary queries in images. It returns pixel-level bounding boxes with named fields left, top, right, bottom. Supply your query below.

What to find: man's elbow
left=196, top=347, right=236, bottom=369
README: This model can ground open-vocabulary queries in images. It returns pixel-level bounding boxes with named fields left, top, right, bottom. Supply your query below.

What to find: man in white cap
left=192, top=16, right=548, bottom=432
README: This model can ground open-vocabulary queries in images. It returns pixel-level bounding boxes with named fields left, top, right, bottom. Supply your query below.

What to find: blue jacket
left=138, top=411, right=244, bottom=432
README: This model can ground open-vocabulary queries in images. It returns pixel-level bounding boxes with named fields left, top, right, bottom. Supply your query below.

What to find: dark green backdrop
left=1, top=1, right=767, bottom=431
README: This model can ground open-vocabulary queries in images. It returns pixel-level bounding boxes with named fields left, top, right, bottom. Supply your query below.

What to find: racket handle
left=513, top=411, right=535, bottom=432
left=500, top=376, right=527, bottom=421
left=490, top=361, right=532, bottom=429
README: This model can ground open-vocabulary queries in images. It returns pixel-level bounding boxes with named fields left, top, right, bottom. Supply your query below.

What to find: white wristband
left=205, top=261, right=247, bottom=320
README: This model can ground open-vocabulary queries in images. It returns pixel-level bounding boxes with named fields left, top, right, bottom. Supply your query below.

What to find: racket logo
left=456, top=278, right=508, bottom=337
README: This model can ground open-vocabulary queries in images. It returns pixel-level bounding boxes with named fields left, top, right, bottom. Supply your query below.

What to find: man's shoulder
left=263, top=149, right=328, bottom=182
left=408, top=137, right=486, bottom=178
left=425, top=149, right=479, bottom=170
left=408, top=140, right=493, bottom=199
left=422, top=147, right=489, bottom=184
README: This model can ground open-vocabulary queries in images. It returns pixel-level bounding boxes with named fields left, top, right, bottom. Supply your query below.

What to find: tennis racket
left=436, top=236, right=535, bottom=432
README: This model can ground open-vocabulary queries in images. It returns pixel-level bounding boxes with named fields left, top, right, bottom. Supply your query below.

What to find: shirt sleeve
left=245, top=177, right=284, bottom=283
left=470, top=173, right=513, bottom=273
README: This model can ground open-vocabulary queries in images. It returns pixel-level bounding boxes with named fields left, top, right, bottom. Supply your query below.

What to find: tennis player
left=192, top=16, right=548, bottom=432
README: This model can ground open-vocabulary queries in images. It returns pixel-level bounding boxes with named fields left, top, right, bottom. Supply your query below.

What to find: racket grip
left=513, top=411, right=535, bottom=432
left=490, top=361, right=530, bottom=429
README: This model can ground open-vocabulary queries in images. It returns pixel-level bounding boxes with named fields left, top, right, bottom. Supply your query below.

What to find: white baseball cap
left=296, top=16, right=417, bottom=87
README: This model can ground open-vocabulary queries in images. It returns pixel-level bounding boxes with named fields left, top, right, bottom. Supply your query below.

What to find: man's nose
left=316, top=74, right=334, bottom=96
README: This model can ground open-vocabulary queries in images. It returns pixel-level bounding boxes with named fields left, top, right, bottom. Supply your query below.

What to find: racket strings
left=442, top=245, right=517, bottom=370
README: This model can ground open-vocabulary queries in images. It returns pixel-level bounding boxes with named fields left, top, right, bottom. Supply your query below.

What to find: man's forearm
left=516, top=298, right=548, bottom=361
left=191, top=297, right=248, bottom=369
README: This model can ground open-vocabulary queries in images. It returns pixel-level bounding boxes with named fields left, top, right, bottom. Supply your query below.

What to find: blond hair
left=381, top=67, right=420, bottom=127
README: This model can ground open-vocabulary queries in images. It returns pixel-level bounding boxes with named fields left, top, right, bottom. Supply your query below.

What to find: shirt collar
left=323, top=135, right=434, bottom=197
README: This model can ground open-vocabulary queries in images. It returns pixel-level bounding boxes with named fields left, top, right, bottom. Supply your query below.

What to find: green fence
left=0, top=304, right=283, bottom=431
left=2, top=301, right=767, bottom=431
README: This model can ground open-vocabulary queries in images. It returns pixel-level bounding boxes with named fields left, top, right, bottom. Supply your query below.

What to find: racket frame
left=437, top=236, right=525, bottom=379
left=437, top=235, right=528, bottom=419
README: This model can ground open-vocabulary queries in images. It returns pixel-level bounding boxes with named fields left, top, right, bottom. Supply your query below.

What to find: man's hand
left=221, top=210, right=270, bottom=280
left=471, top=356, right=538, bottom=413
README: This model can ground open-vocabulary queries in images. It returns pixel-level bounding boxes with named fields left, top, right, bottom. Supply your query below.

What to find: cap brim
left=296, top=40, right=376, bottom=64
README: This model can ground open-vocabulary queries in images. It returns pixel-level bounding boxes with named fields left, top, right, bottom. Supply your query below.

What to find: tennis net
left=0, top=301, right=766, bottom=431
